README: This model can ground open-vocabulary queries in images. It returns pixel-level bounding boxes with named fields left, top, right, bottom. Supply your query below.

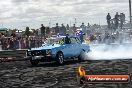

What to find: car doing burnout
left=26, top=35, right=90, bottom=66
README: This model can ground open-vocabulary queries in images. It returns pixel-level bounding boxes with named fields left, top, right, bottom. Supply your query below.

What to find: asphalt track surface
left=0, top=59, right=132, bottom=88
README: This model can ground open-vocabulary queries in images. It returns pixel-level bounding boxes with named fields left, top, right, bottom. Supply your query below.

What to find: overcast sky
left=0, top=0, right=130, bottom=29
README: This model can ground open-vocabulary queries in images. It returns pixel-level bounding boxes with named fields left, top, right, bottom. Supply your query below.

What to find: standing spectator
left=87, top=23, right=90, bottom=28
left=14, top=37, right=19, bottom=49
left=32, top=38, right=35, bottom=48
left=5, top=39, right=9, bottom=50
left=87, top=23, right=91, bottom=35
left=1, top=34, right=5, bottom=50
left=35, top=29, right=39, bottom=36
left=98, top=35, right=102, bottom=43
left=26, top=38, right=29, bottom=49
left=80, top=23, right=86, bottom=33
left=66, top=24, right=70, bottom=31
left=60, top=24, right=66, bottom=36
left=18, top=37, right=21, bottom=49
left=111, top=18, right=115, bottom=31
left=40, top=24, right=45, bottom=45
left=114, top=12, right=120, bottom=29
left=30, top=38, right=33, bottom=48
left=46, top=27, right=50, bottom=38
left=122, top=13, right=125, bottom=24
left=66, top=24, right=70, bottom=34
left=25, top=27, right=30, bottom=37
left=120, top=13, right=125, bottom=29
left=80, top=23, right=86, bottom=39
left=54, top=23, right=60, bottom=35
left=9, top=37, right=14, bottom=50
left=40, top=24, right=46, bottom=38
left=20, top=38, right=25, bottom=49
left=106, top=13, right=111, bottom=29
left=72, top=24, right=76, bottom=33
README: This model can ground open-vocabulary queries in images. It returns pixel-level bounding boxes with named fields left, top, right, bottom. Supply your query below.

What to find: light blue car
left=26, top=36, right=90, bottom=66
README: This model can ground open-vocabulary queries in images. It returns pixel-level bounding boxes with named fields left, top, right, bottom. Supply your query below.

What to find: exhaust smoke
left=85, top=43, right=132, bottom=60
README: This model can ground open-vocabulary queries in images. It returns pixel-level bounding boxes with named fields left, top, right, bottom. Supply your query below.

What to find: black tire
left=0, top=59, right=2, bottom=63
left=56, top=52, right=64, bottom=65
left=78, top=50, right=85, bottom=62
left=30, top=59, right=39, bottom=66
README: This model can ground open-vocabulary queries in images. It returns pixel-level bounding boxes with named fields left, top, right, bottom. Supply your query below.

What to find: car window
left=64, top=36, right=71, bottom=44
left=75, top=37, right=81, bottom=43
left=59, top=38, right=65, bottom=45
left=70, top=37, right=78, bottom=44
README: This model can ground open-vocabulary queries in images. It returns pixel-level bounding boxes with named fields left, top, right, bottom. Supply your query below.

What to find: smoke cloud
left=86, top=43, right=132, bottom=60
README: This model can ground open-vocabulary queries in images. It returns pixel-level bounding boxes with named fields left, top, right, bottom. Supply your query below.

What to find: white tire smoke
left=85, top=43, right=132, bottom=60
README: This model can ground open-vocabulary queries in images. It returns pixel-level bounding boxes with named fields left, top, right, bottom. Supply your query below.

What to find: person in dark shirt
left=55, top=23, right=60, bottom=35
left=9, top=38, right=14, bottom=50
left=120, top=13, right=125, bottom=29
left=80, top=23, right=86, bottom=33
left=14, top=38, right=19, bottom=49
left=115, top=12, right=119, bottom=29
left=65, top=34, right=71, bottom=44
left=106, top=13, right=111, bottom=29
left=66, top=24, right=69, bottom=31
left=40, top=24, right=46, bottom=38
left=73, top=24, right=76, bottom=33
left=60, top=24, right=66, bottom=36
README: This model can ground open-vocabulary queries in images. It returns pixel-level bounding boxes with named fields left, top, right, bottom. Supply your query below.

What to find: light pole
left=129, top=0, right=132, bottom=24
left=75, top=18, right=77, bottom=25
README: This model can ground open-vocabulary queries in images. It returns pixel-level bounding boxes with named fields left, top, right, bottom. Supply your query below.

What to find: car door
left=75, top=37, right=82, bottom=55
left=60, top=38, right=72, bottom=58
left=69, top=37, right=79, bottom=57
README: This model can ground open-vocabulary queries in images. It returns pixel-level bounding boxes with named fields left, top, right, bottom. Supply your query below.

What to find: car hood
left=31, top=44, right=61, bottom=50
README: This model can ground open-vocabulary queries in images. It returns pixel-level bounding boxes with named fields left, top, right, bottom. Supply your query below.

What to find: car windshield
left=45, top=37, right=64, bottom=44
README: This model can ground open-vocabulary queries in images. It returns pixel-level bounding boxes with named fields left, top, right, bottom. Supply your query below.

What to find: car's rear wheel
left=30, top=59, right=39, bottom=66
left=56, top=52, right=64, bottom=65
left=78, top=50, right=85, bottom=62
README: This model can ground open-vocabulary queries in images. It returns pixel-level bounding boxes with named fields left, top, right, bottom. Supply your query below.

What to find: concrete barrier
left=0, top=49, right=28, bottom=61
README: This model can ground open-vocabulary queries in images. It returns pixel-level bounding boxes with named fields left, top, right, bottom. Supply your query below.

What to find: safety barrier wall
left=0, top=49, right=28, bottom=61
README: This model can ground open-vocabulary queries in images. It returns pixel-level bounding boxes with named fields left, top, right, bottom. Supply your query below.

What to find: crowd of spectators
left=0, top=35, right=43, bottom=50
left=0, top=12, right=129, bottom=50
left=0, top=23, right=91, bottom=50
left=106, top=12, right=125, bottom=30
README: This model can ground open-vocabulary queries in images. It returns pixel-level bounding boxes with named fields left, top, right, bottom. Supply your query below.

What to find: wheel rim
left=58, top=53, right=63, bottom=64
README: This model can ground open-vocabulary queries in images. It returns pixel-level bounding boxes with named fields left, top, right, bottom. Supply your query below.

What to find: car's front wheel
left=30, top=59, right=39, bottom=66
left=56, top=52, right=64, bottom=65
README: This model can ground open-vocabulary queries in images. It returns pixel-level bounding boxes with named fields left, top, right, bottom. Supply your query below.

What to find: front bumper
left=31, top=56, right=45, bottom=60
left=25, top=55, right=53, bottom=61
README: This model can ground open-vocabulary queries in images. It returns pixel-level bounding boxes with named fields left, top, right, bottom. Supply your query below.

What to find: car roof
left=48, top=35, right=79, bottom=39
left=69, top=36, right=79, bottom=38
left=47, top=36, right=66, bottom=40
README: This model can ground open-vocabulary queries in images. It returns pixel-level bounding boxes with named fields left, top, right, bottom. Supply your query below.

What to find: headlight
left=27, top=51, right=31, bottom=56
left=46, top=49, right=52, bottom=55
